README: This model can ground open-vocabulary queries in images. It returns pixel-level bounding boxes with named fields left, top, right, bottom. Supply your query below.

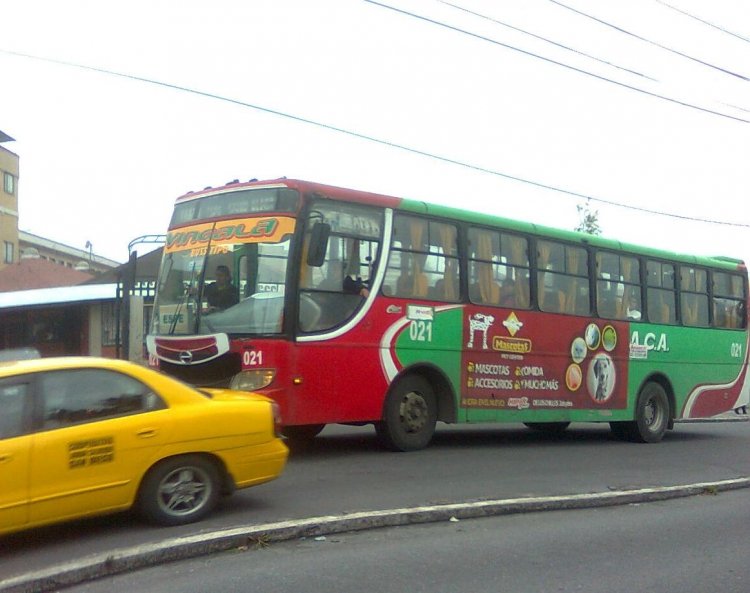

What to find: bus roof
left=175, top=178, right=746, bottom=273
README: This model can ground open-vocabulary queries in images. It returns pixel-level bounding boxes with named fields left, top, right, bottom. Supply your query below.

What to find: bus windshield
left=151, top=215, right=296, bottom=336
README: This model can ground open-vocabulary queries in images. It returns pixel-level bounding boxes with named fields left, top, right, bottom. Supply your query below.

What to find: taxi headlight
left=230, top=369, right=276, bottom=391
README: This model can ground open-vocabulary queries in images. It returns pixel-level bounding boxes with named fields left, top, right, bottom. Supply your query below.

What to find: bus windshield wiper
left=168, top=288, right=189, bottom=335
left=169, top=262, right=198, bottom=335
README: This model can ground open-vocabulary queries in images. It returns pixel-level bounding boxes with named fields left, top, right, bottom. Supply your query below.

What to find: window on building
left=101, top=302, right=118, bottom=346
left=4, top=241, right=14, bottom=264
left=3, top=172, right=15, bottom=195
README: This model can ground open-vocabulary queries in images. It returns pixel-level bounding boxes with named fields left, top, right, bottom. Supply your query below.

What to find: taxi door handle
left=136, top=428, right=159, bottom=439
left=0, top=453, right=12, bottom=464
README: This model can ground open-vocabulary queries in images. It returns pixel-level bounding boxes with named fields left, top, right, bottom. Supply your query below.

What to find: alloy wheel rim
left=157, top=467, right=211, bottom=517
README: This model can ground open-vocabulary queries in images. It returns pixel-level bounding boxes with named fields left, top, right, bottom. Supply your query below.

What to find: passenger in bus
left=500, top=278, right=517, bottom=308
left=344, top=254, right=377, bottom=298
left=204, top=265, right=239, bottom=311
left=626, top=294, right=642, bottom=320
left=344, top=274, right=370, bottom=298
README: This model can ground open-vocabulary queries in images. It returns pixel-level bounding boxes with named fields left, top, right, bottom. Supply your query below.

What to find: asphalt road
left=63, top=488, right=750, bottom=593
left=2, top=420, right=749, bottom=590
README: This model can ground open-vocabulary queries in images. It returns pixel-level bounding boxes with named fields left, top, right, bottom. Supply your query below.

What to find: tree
left=575, top=200, right=602, bottom=235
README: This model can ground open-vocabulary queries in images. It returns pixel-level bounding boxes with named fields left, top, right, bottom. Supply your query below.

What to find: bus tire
left=376, top=375, right=437, bottom=452
left=524, top=422, right=570, bottom=433
left=622, top=382, right=670, bottom=443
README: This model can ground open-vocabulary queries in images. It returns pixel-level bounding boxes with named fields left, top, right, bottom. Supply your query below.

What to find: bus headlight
left=230, top=369, right=276, bottom=391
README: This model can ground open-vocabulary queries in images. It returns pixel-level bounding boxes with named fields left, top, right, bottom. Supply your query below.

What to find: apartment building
left=0, top=130, right=19, bottom=269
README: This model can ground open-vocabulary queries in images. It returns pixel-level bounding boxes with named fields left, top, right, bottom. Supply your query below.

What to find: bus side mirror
left=306, top=222, right=331, bottom=267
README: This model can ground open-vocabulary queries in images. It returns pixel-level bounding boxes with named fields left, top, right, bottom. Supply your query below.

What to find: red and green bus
left=146, top=178, right=749, bottom=450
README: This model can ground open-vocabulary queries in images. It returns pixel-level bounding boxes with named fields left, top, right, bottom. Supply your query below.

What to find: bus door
left=295, top=200, right=385, bottom=422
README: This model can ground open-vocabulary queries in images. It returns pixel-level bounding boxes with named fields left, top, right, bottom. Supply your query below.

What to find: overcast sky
left=1, top=0, right=748, bottom=266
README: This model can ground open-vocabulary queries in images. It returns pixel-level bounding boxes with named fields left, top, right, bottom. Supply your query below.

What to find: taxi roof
left=0, top=356, right=144, bottom=378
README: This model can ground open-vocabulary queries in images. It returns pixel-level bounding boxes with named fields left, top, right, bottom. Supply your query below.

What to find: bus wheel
left=523, top=422, right=570, bottom=433
left=282, top=424, right=325, bottom=442
left=620, top=382, right=670, bottom=443
left=376, top=375, right=437, bottom=452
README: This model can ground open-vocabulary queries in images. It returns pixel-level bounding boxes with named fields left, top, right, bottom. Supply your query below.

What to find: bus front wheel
left=376, top=375, right=437, bottom=452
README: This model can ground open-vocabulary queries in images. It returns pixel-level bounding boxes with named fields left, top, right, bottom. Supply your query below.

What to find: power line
left=654, top=0, right=750, bottom=45
left=362, top=0, right=749, bottom=124
left=548, top=0, right=750, bottom=81
left=1, top=48, right=748, bottom=229
left=436, top=0, right=657, bottom=81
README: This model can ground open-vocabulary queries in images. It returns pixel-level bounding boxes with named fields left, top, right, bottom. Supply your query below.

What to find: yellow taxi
left=0, top=355, right=288, bottom=536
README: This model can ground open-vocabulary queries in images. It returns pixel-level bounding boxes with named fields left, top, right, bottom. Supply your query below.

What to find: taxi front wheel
left=137, top=455, right=221, bottom=526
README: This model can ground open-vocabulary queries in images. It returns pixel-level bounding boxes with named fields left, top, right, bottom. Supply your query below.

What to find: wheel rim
left=157, top=466, right=212, bottom=518
left=399, top=391, right=428, bottom=434
left=644, top=394, right=665, bottom=432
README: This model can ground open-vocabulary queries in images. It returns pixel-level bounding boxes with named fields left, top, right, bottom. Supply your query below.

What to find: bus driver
left=204, top=265, right=239, bottom=311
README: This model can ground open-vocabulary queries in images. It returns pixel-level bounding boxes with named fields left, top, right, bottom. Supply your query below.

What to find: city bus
left=146, top=178, right=749, bottom=451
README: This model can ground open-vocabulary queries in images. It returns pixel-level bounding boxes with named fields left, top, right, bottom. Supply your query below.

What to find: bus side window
left=389, top=215, right=459, bottom=301
left=712, top=272, right=747, bottom=329
left=537, top=241, right=588, bottom=315
left=468, top=227, right=530, bottom=309
left=596, top=252, right=641, bottom=320
left=298, top=200, right=383, bottom=333
left=680, top=266, right=709, bottom=327
left=646, top=261, right=676, bottom=324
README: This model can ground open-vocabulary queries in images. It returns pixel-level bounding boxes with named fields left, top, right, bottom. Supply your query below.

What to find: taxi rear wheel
left=137, top=455, right=221, bottom=526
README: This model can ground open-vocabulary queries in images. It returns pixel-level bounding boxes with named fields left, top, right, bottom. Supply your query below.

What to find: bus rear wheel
left=376, top=375, right=437, bottom=452
left=614, top=382, right=670, bottom=443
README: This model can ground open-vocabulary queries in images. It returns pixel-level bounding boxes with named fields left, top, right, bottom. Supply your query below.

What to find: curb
left=3, top=476, right=750, bottom=593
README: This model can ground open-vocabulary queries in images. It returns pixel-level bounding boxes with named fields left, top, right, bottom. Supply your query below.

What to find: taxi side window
left=0, top=381, right=29, bottom=439
left=38, top=369, right=165, bottom=430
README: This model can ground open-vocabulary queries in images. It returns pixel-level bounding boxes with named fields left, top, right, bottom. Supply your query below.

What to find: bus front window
left=151, top=250, right=204, bottom=335
left=152, top=218, right=294, bottom=336
left=299, top=200, right=383, bottom=333
left=197, top=238, right=291, bottom=335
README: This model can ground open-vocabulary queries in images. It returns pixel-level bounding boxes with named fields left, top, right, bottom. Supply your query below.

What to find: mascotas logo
left=493, top=312, right=532, bottom=354
left=467, top=313, right=495, bottom=349
left=502, top=312, right=523, bottom=336
left=165, top=216, right=296, bottom=253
